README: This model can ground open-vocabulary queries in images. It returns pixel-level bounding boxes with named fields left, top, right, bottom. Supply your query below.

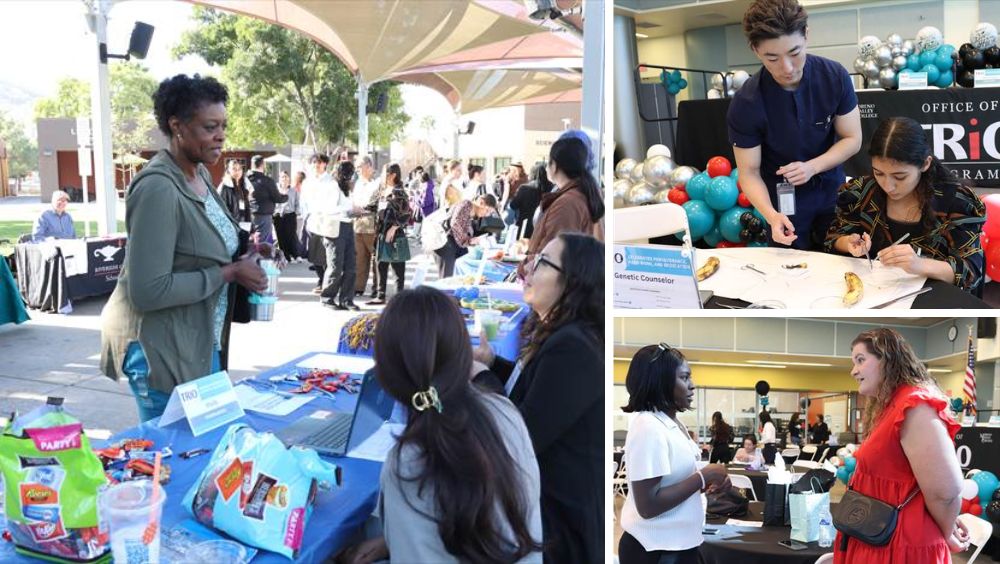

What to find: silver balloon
left=901, top=40, right=916, bottom=56
left=858, top=35, right=882, bottom=60
left=853, top=57, right=867, bottom=73
left=653, top=189, right=672, bottom=204
left=886, top=33, right=903, bottom=47
left=863, top=60, right=881, bottom=80
left=614, top=196, right=625, bottom=208
left=615, top=158, right=637, bottom=180
left=874, top=45, right=893, bottom=67
left=707, top=88, right=722, bottom=99
left=711, top=74, right=724, bottom=91
left=629, top=161, right=645, bottom=183
left=643, top=155, right=676, bottom=189
left=670, top=166, right=698, bottom=188
left=890, top=46, right=904, bottom=58
left=891, top=55, right=908, bottom=71
left=613, top=178, right=632, bottom=204
left=646, top=144, right=671, bottom=159
left=731, top=70, right=750, bottom=90
left=878, top=67, right=897, bottom=89
left=626, top=182, right=655, bottom=206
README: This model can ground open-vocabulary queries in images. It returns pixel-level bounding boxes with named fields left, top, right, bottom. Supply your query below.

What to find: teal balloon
left=682, top=200, right=716, bottom=241
left=704, top=226, right=723, bottom=247
left=686, top=172, right=711, bottom=200
left=672, top=69, right=682, bottom=81
left=678, top=78, right=688, bottom=89
left=940, top=44, right=955, bottom=58
left=706, top=176, right=739, bottom=210
left=973, top=471, right=1000, bottom=501
left=921, top=64, right=940, bottom=85
left=934, top=52, right=954, bottom=72
left=730, top=167, right=740, bottom=181
left=748, top=240, right=768, bottom=247
left=752, top=207, right=766, bottom=222
left=935, top=70, right=953, bottom=87
left=951, top=397, right=965, bottom=412
left=719, top=207, right=746, bottom=242
left=919, top=50, right=938, bottom=68
left=836, top=466, right=851, bottom=484
left=844, top=456, right=857, bottom=472
left=906, top=54, right=922, bottom=71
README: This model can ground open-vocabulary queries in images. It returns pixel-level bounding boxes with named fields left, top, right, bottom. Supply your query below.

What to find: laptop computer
left=276, top=369, right=395, bottom=456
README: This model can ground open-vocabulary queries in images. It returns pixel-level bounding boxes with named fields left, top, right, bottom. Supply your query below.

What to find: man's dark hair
left=742, top=0, right=808, bottom=47
left=152, top=74, right=228, bottom=137
left=468, top=164, right=484, bottom=178
left=309, top=153, right=331, bottom=165
left=250, top=155, right=265, bottom=169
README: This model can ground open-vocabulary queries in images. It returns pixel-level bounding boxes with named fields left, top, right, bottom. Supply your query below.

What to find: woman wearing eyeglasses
left=474, top=232, right=604, bottom=564
left=618, top=344, right=731, bottom=564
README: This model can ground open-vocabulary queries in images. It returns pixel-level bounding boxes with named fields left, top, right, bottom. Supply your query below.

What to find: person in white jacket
left=305, top=155, right=364, bottom=310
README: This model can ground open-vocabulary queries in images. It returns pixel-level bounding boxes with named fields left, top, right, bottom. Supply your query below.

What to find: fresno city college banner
left=954, top=427, right=999, bottom=476
left=846, top=88, right=1000, bottom=188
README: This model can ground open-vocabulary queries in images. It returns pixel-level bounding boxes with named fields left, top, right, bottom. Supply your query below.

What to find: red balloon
left=717, top=241, right=746, bottom=248
left=982, top=232, right=991, bottom=254
left=970, top=503, right=983, bottom=516
left=987, top=242, right=1000, bottom=281
left=984, top=194, right=1000, bottom=240
left=961, top=499, right=971, bottom=513
left=667, top=188, right=690, bottom=205
left=706, top=156, right=733, bottom=178
left=737, top=193, right=751, bottom=208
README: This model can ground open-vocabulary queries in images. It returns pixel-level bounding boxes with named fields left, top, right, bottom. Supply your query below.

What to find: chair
left=613, top=202, right=691, bottom=244
left=781, top=447, right=800, bottom=459
left=801, top=444, right=818, bottom=461
left=816, top=446, right=830, bottom=463
left=814, top=553, right=834, bottom=564
left=792, top=460, right=823, bottom=471
left=613, top=458, right=628, bottom=499
left=729, top=474, right=758, bottom=501
left=958, top=512, right=994, bottom=564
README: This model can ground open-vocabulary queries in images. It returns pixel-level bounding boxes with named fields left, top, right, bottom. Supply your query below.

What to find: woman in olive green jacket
left=101, top=75, right=267, bottom=422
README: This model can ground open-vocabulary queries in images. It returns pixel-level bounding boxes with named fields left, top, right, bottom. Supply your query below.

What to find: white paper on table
left=726, top=519, right=764, bottom=528
left=694, top=248, right=925, bottom=309
left=58, top=239, right=89, bottom=276
left=296, top=353, right=375, bottom=374
left=234, top=383, right=315, bottom=416
left=347, top=422, right=405, bottom=461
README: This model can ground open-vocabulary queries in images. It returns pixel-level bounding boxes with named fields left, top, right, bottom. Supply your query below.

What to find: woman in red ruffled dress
left=834, top=328, right=970, bottom=563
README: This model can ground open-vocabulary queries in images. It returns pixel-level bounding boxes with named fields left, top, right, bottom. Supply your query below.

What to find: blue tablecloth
left=0, top=352, right=380, bottom=564
left=0, top=258, right=28, bottom=326
left=453, top=252, right=517, bottom=283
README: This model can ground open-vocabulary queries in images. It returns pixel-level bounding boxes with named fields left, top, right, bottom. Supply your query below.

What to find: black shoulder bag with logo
left=831, top=485, right=920, bottom=552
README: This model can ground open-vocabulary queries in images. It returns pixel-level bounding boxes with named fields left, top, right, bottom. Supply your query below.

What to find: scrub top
left=727, top=54, right=858, bottom=249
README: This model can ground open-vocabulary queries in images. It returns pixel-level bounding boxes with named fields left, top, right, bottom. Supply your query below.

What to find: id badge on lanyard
left=776, top=179, right=795, bottom=216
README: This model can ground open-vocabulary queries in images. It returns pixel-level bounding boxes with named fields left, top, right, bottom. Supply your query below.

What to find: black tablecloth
left=701, top=501, right=830, bottom=564
left=15, top=236, right=126, bottom=312
left=708, top=278, right=988, bottom=309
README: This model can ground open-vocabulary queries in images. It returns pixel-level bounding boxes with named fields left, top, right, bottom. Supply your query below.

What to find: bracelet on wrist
left=696, top=470, right=706, bottom=491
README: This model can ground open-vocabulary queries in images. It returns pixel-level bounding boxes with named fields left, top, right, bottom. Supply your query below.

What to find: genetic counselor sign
left=846, top=88, right=1000, bottom=188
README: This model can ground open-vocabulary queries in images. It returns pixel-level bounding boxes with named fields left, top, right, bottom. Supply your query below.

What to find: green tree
left=173, top=6, right=409, bottom=151
left=33, top=78, right=90, bottom=119
left=0, top=111, right=38, bottom=190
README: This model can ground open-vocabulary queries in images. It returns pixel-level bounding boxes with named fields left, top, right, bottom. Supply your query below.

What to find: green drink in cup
left=479, top=309, right=502, bottom=341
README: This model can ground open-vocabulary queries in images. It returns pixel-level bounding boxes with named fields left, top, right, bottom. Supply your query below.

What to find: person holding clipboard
left=727, top=0, right=862, bottom=250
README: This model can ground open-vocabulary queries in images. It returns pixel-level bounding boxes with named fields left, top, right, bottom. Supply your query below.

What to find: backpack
left=420, top=208, right=451, bottom=251
left=706, top=487, right=750, bottom=518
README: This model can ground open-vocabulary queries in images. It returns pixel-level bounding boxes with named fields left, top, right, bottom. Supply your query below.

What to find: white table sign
left=613, top=244, right=701, bottom=309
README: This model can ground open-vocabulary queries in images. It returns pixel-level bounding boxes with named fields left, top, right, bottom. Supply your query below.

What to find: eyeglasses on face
left=531, top=254, right=562, bottom=274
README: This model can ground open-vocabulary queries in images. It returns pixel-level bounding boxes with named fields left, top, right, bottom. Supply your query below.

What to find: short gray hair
left=51, top=190, right=70, bottom=204
left=356, top=155, right=374, bottom=169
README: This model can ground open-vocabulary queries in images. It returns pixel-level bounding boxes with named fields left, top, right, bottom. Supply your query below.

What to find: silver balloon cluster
left=854, top=32, right=915, bottom=90
left=707, top=70, right=750, bottom=99
left=614, top=145, right=699, bottom=208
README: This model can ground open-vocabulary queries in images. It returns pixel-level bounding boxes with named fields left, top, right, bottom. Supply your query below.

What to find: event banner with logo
left=846, top=88, right=1000, bottom=188
left=955, top=427, right=999, bottom=476
left=66, top=236, right=126, bottom=299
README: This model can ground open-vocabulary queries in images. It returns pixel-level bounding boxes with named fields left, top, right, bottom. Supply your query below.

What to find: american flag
left=964, top=327, right=977, bottom=417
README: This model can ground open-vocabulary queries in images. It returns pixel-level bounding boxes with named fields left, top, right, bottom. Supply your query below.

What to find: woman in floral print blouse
left=825, top=117, right=985, bottom=292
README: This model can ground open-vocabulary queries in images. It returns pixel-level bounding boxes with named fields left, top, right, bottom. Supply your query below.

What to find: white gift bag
left=789, top=491, right=829, bottom=542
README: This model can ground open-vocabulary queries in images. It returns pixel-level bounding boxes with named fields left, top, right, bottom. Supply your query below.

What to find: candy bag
left=0, top=397, right=110, bottom=563
left=182, top=424, right=341, bottom=559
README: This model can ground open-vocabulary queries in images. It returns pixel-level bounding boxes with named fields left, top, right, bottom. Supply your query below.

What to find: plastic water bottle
left=818, top=504, right=834, bottom=548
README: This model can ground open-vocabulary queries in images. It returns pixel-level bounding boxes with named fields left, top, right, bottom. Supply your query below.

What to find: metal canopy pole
left=357, top=76, right=369, bottom=157
left=580, top=0, right=605, bottom=178
left=88, top=0, right=116, bottom=235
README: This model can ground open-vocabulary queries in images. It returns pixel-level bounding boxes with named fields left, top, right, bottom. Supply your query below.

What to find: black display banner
left=955, top=427, right=1000, bottom=476
left=67, top=236, right=126, bottom=300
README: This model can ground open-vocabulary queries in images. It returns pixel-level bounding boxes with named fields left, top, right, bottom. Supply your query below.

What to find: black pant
left=709, top=443, right=732, bottom=464
left=618, top=532, right=699, bottom=564
left=321, top=222, right=357, bottom=304
left=376, top=261, right=405, bottom=298
left=762, top=443, right=777, bottom=465
left=433, top=236, right=466, bottom=278
left=273, top=213, right=299, bottom=259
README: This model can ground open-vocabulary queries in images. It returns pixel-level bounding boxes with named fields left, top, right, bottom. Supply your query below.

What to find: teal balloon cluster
left=900, top=43, right=956, bottom=88
left=660, top=69, right=689, bottom=96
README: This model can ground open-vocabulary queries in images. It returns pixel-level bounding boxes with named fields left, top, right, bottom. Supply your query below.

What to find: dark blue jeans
left=124, top=341, right=220, bottom=422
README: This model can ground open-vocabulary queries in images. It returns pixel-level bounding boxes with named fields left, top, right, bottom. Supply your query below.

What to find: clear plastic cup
left=186, top=540, right=249, bottom=564
left=100, top=480, right=166, bottom=564
left=477, top=309, right=503, bottom=341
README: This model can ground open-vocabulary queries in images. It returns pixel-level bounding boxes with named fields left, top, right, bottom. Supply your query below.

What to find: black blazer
left=483, top=321, right=603, bottom=564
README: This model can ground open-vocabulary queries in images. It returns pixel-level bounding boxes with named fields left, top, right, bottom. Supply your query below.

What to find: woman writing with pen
left=824, top=117, right=985, bottom=292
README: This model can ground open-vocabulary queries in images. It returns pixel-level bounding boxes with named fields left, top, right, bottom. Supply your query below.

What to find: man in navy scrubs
left=728, top=0, right=862, bottom=250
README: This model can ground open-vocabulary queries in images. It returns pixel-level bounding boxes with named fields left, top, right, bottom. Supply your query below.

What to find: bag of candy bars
left=182, top=424, right=341, bottom=559
left=0, top=397, right=110, bottom=563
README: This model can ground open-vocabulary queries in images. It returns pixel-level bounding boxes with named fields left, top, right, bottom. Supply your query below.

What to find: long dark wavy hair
left=869, top=117, right=960, bottom=232
left=520, top=232, right=603, bottom=365
left=374, top=287, right=542, bottom=561
left=546, top=138, right=605, bottom=222
left=335, top=160, right=354, bottom=197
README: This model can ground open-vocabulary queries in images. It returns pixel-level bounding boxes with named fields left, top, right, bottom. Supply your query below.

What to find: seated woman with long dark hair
left=475, top=232, right=604, bottom=563
left=825, top=117, right=985, bottom=291
left=344, top=287, right=543, bottom=563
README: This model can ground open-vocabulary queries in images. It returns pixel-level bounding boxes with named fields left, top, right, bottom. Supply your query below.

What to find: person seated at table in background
left=474, top=232, right=604, bottom=563
left=518, top=137, right=605, bottom=278
left=342, top=287, right=543, bottom=563
left=31, top=190, right=76, bottom=242
left=708, top=411, right=735, bottom=464
left=834, top=328, right=969, bottom=562
left=825, top=117, right=986, bottom=292
left=733, top=434, right=763, bottom=465
left=508, top=162, right=548, bottom=239
left=759, top=410, right=777, bottom=465
left=100, top=74, right=268, bottom=422
left=617, top=344, right=731, bottom=564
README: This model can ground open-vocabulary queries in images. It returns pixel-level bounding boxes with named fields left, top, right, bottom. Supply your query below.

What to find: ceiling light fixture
left=746, top=360, right=834, bottom=367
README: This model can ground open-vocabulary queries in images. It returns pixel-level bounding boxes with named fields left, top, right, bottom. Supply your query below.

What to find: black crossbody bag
left=831, top=485, right=920, bottom=552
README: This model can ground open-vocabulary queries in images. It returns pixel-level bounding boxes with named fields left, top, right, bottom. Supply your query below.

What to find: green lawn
left=0, top=221, right=125, bottom=256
